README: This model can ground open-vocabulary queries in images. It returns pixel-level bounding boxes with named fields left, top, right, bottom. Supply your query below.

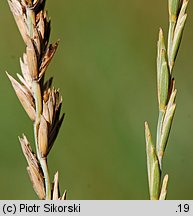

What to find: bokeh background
left=0, top=0, right=193, bottom=200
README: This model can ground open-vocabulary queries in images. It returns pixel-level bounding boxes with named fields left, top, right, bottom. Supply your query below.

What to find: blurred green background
left=0, top=0, right=193, bottom=200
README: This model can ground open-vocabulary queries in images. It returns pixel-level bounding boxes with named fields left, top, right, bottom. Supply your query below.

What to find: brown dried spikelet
left=52, top=172, right=60, bottom=200
left=7, top=72, right=36, bottom=121
left=38, top=115, right=49, bottom=157
left=39, top=42, right=59, bottom=78
left=26, top=39, right=39, bottom=79
left=8, top=0, right=29, bottom=44
left=42, top=88, right=64, bottom=153
left=52, top=172, right=67, bottom=200
left=19, top=135, right=46, bottom=199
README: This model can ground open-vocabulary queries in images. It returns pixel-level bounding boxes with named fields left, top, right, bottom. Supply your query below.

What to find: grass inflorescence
left=145, top=0, right=189, bottom=200
left=7, top=0, right=66, bottom=200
